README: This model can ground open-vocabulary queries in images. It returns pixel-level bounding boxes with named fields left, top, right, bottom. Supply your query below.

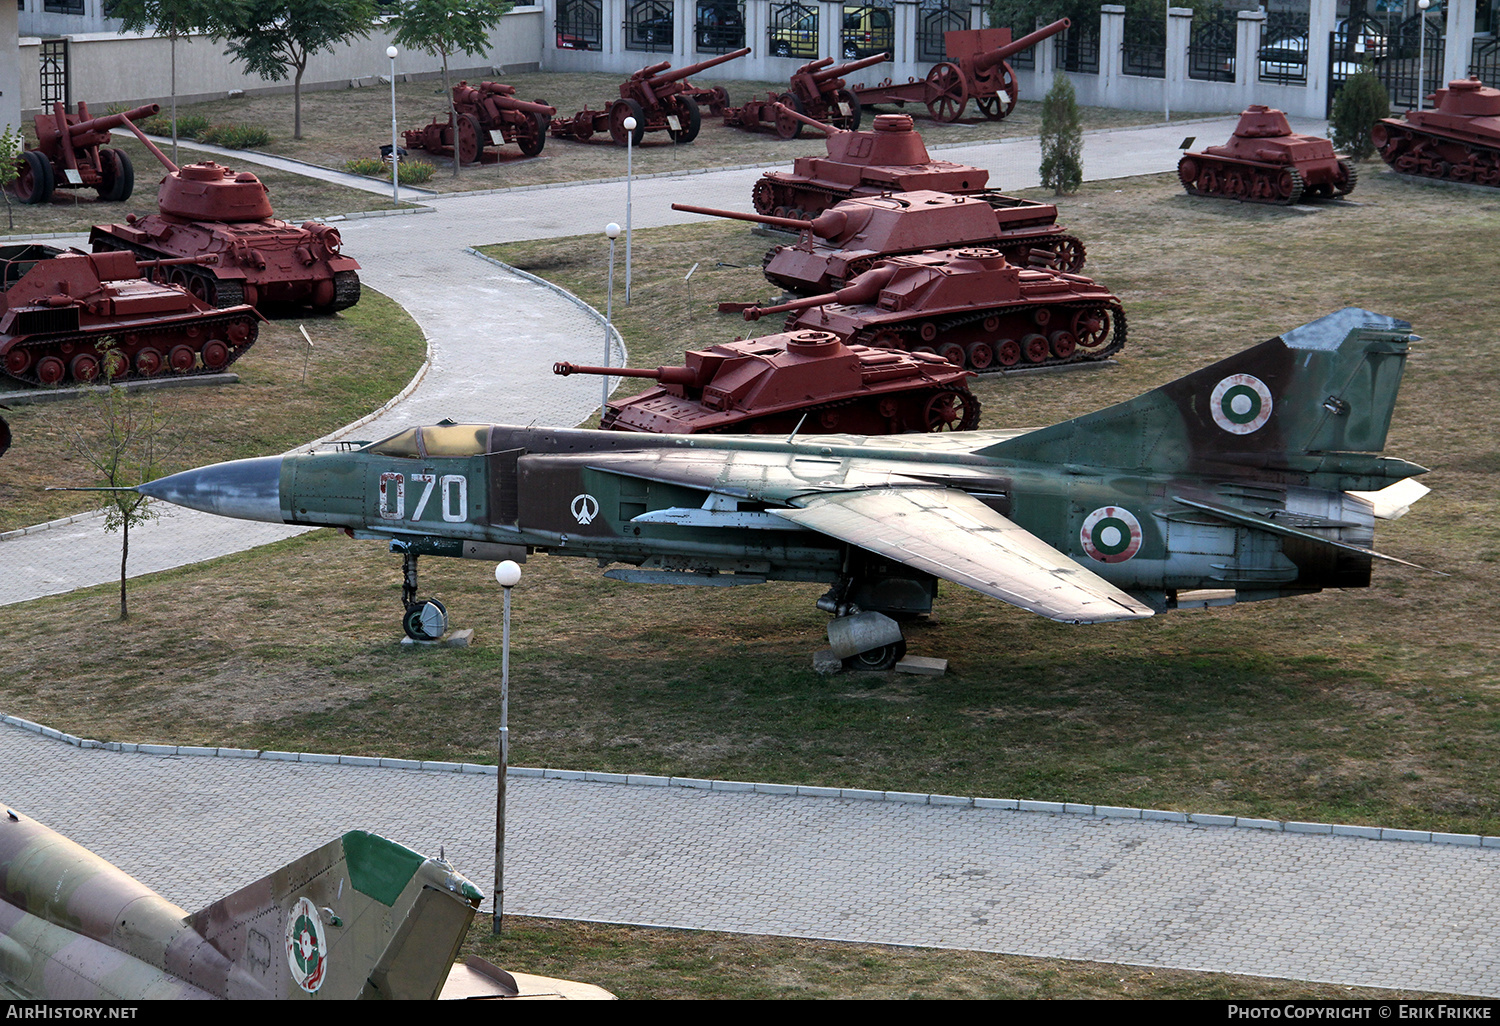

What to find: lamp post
left=387, top=46, right=400, bottom=205
left=604, top=222, right=621, bottom=416
left=1163, top=0, right=1170, bottom=123
left=492, top=559, right=522, bottom=935
left=623, top=116, right=636, bottom=304
left=1416, top=0, right=1430, bottom=111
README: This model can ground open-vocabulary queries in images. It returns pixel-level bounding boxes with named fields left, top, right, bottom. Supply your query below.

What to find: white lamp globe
left=495, top=560, right=522, bottom=588
left=387, top=46, right=398, bottom=58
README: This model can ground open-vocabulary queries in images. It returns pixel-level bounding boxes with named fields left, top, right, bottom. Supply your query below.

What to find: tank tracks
left=1178, top=155, right=1307, bottom=205
left=695, top=384, right=981, bottom=435
left=1373, top=123, right=1500, bottom=187
left=2, top=309, right=261, bottom=387
left=92, top=238, right=362, bottom=313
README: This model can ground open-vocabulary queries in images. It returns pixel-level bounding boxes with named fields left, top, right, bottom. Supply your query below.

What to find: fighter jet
left=138, top=309, right=1431, bottom=666
left=0, top=806, right=481, bottom=999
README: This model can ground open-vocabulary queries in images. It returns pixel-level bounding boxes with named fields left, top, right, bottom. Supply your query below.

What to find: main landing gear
left=817, top=576, right=911, bottom=671
left=400, top=550, right=449, bottom=641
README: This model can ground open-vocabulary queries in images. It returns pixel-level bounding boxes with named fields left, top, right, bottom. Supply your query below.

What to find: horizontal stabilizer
left=769, top=487, right=1155, bottom=623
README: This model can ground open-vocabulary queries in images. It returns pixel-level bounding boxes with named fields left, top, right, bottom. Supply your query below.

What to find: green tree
left=109, top=0, right=243, bottom=163
left=1330, top=66, right=1390, bottom=162
left=218, top=0, right=380, bottom=140
left=0, top=126, right=22, bottom=231
left=1038, top=71, right=1082, bottom=195
left=390, top=0, right=514, bottom=178
left=62, top=379, right=172, bottom=621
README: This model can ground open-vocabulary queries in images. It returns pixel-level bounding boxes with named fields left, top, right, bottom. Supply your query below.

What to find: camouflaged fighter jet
left=138, top=309, right=1431, bottom=665
left=0, top=806, right=609, bottom=999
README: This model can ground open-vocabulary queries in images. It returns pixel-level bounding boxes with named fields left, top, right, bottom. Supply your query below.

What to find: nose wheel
left=399, top=551, right=449, bottom=641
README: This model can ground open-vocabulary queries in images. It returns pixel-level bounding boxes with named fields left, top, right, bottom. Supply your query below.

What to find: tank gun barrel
left=134, top=253, right=221, bottom=269
left=811, top=51, right=889, bottom=81
left=554, top=361, right=698, bottom=386
left=670, top=201, right=850, bottom=239
left=743, top=265, right=898, bottom=320
left=974, top=18, right=1070, bottom=73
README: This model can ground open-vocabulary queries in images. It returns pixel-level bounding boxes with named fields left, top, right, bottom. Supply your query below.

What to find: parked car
left=1337, top=17, right=1389, bottom=60
left=769, top=10, right=819, bottom=58
left=697, top=1, right=745, bottom=50
left=1258, top=35, right=1372, bottom=82
left=632, top=13, right=674, bottom=47
left=842, top=5, right=893, bottom=59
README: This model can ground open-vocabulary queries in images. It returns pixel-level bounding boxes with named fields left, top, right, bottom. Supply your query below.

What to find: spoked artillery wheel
left=974, top=63, right=1018, bottom=121
left=924, top=63, right=969, bottom=123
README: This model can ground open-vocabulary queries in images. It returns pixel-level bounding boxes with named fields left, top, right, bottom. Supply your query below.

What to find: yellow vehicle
left=769, top=6, right=893, bottom=61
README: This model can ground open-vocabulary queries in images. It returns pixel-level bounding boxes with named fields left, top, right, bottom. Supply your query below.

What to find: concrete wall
left=16, top=8, right=546, bottom=113
left=0, top=6, right=20, bottom=137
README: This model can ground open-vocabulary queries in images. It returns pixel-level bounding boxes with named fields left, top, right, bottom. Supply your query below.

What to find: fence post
left=1100, top=4, right=1124, bottom=99
left=1307, top=0, right=1334, bottom=120
left=1167, top=7, right=1192, bottom=118
left=1236, top=7, right=1265, bottom=112
left=1443, top=0, right=1475, bottom=84
left=893, top=0, right=917, bottom=67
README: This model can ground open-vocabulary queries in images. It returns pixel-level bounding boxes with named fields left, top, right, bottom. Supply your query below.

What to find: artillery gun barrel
left=495, top=94, right=557, bottom=117
left=812, top=51, right=890, bottom=81
left=772, top=102, right=839, bottom=136
left=974, top=18, right=1070, bottom=73
left=64, top=102, right=160, bottom=138
left=554, top=361, right=698, bottom=386
left=798, top=57, right=836, bottom=75
left=111, top=113, right=179, bottom=173
left=649, top=46, right=752, bottom=84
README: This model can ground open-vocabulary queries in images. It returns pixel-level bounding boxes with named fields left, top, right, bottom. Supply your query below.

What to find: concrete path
left=3, top=721, right=1494, bottom=997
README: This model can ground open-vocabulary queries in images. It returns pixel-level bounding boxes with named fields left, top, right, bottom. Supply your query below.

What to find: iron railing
left=916, top=0, right=967, bottom=64
left=695, top=0, right=746, bottom=55
left=1122, top=15, right=1165, bottom=79
left=768, top=1, right=820, bottom=61
left=624, top=0, right=675, bottom=54
left=555, top=0, right=603, bottom=51
left=1188, top=8, right=1236, bottom=83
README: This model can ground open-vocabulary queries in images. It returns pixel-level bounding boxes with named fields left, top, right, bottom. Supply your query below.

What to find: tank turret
left=1178, top=105, right=1356, bottom=203
left=740, top=248, right=1125, bottom=372
left=553, top=329, right=979, bottom=434
left=1372, top=77, right=1500, bottom=187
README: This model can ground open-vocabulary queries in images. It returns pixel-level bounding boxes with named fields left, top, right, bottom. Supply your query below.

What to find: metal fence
left=624, top=0, right=675, bottom=54
left=768, top=1, right=820, bottom=60
left=917, top=0, right=968, bottom=64
left=1188, top=8, right=1236, bottom=83
left=695, top=0, right=746, bottom=55
left=1473, top=36, right=1500, bottom=83
left=1054, top=20, right=1100, bottom=75
left=1258, top=8, right=1310, bottom=86
left=38, top=38, right=67, bottom=109
left=1121, top=14, right=1164, bottom=79
left=556, top=0, right=604, bottom=51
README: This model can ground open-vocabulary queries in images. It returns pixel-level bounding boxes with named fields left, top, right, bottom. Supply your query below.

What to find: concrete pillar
left=1307, top=0, right=1334, bottom=116
left=820, top=0, right=841, bottom=61
left=675, top=0, right=691, bottom=60
left=1235, top=8, right=1265, bottom=111
left=893, top=0, right=917, bottom=67
left=1167, top=7, right=1191, bottom=117
left=0, top=5, right=19, bottom=136
left=606, top=0, right=623, bottom=56
left=1100, top=5, right=1124, bottom=99
left=1444, top=0, right=1477, bottom=84
left=1034, top=12, right=1055, bottom=81
left=745, top=0, right=768, bottom=76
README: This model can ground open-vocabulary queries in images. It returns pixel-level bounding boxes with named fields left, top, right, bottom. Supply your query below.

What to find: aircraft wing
left=768, top=487, right=1156, bottom=624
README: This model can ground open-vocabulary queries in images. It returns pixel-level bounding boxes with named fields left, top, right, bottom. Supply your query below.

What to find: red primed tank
left=553, top=329, right=979, bottom=434
left=1372, top=77, right=1500, bottom=187
left=742, top=248, right=1124, bottom=373
left=751, top=112, right=1002, bottom=217
left=674, top=190, right=1083, bottom=296
left=1178, top=106, right=1356, bottom=204
left=90, top=140, right=361, bottom=312
left=0, top=244, right=261, bottom=387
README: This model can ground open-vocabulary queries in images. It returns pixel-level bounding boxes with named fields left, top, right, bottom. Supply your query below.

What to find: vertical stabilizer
left=981, top=309, right=1415, bottom=475
left=186, top=831, right=483, bottom=1000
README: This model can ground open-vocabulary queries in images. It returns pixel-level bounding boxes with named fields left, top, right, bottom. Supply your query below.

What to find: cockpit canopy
left=363, top=423, right=492, bottom=458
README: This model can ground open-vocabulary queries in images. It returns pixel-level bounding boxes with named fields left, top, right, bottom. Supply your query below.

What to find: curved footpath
left=12, top=117, right=1485, bottom=998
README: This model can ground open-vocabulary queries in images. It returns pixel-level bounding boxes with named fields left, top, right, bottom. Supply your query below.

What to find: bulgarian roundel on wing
left=1080, top=506, right=1143, bottom=563
left=1210, top=373, right=1273, bottom=434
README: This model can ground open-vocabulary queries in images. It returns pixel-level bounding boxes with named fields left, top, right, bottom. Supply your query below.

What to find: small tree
left=1039, top=71, right=1083, bottom=195
left=1330, top=66, right=1391, bottom=162
left=109, top=0, right=243, bottom=163
left=391, top=0, right=515, bottom=178
left=65, top=376, right=171, bottom=620
left=218, top=0, right=379, bottom=140
left=0, top=126, right=22, bottom=231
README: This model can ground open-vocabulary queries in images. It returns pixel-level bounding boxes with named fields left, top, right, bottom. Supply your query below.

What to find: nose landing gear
left=399, top=549, right=449, bottom=641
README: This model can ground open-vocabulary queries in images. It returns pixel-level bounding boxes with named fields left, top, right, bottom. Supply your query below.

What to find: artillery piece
left=0, top=244, right=261, bottom=387
left=741, top=247, right=1124, bottom=373
left=550, top=47, right=750, bottom=146
left=403, top=80, right=556, bottom=163
left=90, top=124, right=360, bottom=312
left=1372, top=77, right=1500, bottom=187
left=1179, top=106, right=1356, bottom=204
left=674, top=189, right=1083, bottom=296
left=752, top=108, right=1013, bottom=218
left=852, top=19, right=1069, bottom=123
left=554, top=329, right=979, bottom=435
left=723, top=52, right=887, bottom=137
left=14, top=101, right=160, bottom=204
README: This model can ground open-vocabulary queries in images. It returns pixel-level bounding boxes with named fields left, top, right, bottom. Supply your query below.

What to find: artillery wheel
left=752, top=178, right=778, bottom=215
left=976, top=64, right=1018, bottom=121
left=843, top=640, right=906, bottom=671
left=98, top=148, right=135, bottom=202
left=610, top=99, right=647, bottom=146
left=456, top=114, right=484, bottom=165
left=15, top=151, right=54, bottom=205
left=402, top=598, right=448, bottom=641
left=668, top=95, right=702, bottom=144
left=517, top=112, right=548, bottom=157
left=1072, top=306, right=1117, bottom=354
left=924, top=63, right=969, bottom=123
left=774, top=92, right=805, bottom=140
left=834, top=88, right=862, bottom=131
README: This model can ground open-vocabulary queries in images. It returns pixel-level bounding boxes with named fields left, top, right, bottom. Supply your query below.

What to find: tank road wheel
left=4, top=347, right=32, bottom=378
left=668, top=95, right=702, bottom=144
left=167, top=345, right=197, bottom=373
left=976, top=65, right=1018, bottom=121
left=200, top=339, right=231, bottom=371
left=1021, top=332, right=1049, bottom=363
left=774, top=92, right=805, bottom=140
left=844, top=640, right=906, bottom=671
left=517, top=112, right=548, bottom=157
left=69, top=353, right=100, bottom=383
left=918, top=388, right=980, bottom=432
left=995, top=338, right=1020, bottom=367
left=98, top=148, right=135, bottom=202
left=15, top=151, right=54, bottom=205
left=610, top=99, right=647, bottom=147
left=1198, top=167, right=1219, bottom=195
left=456, top=114, right=484, bottom=165
left=35, top=355, right=66, bottom=385
left=134, top=347, right=164, bottom=377
left=101, top=348, right=129, bottom=380
left=185, top=273, right=213, bottom=304
left=1072, top=306, right=1120, bottom=356
left=752, top=178, right=779, bottom=215
left=867, top=328, right=907, bottom=352
left=924, top=63, right=969, bottom=123
left=965, top=340, right=994, bottom=371
left=936, top=341, right=965, bottom=367
left=1048, top=329, right=1077, bottom=360
left=834, top=88, right=862, bottom=131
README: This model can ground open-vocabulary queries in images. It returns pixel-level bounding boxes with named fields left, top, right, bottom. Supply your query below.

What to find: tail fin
left=982, top=309, right=1418, bottom=481
left=185, top=831, right=483, bottom=1000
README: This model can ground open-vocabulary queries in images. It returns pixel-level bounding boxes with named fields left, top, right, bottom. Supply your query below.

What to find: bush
left=197, top=123, right=271, bottom=149
left=398, top=160, right=435, bottom=185
left=344, top=157, right=436, bottom=185
left=1038, top=71, right=1083, bottom=195
left=136, top=113, right=212, bottom=139
left=1330, top=67, right=1390, bottom=161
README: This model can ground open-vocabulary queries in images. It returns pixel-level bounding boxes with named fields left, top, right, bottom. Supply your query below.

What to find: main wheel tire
left=774, top=91, right=805, bottom=139
left=456, top=113, right=484, bottom=164
left=403, top=598, right=448, bottom=641
left=835, top=87, right=862, bottom=131
left=669, top=95, right=702, bottom=144
left=518, top=112, right=548, bottom=157
left=15, top=151, right=54, bottom=205
left=843, top=640, right=906, bottom=671
left=610, top=99, right=647, bottom=146
left=98, top=148, right=135, bottom=202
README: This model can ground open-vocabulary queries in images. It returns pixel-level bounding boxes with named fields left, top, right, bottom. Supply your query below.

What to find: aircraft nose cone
left=139, top=455, right=285, bottom=524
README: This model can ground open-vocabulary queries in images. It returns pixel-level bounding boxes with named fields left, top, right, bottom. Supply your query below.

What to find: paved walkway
left=3, top=722, right=1494, bottom=996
